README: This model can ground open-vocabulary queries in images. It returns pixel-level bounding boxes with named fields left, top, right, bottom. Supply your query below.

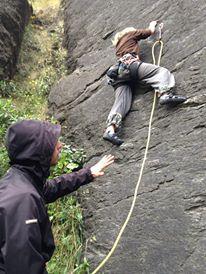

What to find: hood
left=6, top=120, right=61, bottom=193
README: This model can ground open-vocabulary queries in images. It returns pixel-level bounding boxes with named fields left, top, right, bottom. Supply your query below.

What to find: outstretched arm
left=133, top=20, right=158, bottom=40
left=43, top=155, right=114, bottom=203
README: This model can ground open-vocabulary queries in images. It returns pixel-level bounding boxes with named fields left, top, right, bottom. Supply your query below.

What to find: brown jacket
left=116, top=29, right=152, bottom=58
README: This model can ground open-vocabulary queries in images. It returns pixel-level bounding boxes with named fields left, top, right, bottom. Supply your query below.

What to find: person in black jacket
left=0, top=120, right=114, bottom=274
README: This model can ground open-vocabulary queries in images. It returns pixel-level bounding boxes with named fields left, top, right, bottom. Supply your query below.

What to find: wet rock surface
left=0, top=0, right=31, bottom=79
left=49, top=0, right=206, bottom=273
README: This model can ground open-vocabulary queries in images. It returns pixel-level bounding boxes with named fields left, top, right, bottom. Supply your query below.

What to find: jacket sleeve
left=132, top=29, right=152, bottom=40
left=43, top=167, right=94, bottom=203
left=3, top=194, right=47, bottom=274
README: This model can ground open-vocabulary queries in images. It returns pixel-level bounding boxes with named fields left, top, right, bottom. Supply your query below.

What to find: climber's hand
left=90, top=154, right=114, bottom=178
left=149, top=21, right=158, bottom=34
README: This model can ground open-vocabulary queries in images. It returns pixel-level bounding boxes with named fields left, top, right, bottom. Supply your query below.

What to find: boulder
left=49, top=0, right=206, bottom=273
left=0, top=0, right=31, bottom=79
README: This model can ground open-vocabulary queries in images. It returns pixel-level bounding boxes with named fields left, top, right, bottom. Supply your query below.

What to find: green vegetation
left=0, top=99, right=19, bottom=176
left=0, top=0, right=90, bottom=273
left=0, top=0, right=66, bottom=176
left=48, top=145, right=90, bottom=274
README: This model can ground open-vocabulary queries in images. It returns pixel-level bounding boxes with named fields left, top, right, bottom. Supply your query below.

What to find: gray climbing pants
left=106, top=61, right=175, bottom=128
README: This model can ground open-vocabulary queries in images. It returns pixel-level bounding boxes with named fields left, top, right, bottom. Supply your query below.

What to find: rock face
left=49, top=0, right=206, bottom=273
left=0, top=0, right=31, bottom=79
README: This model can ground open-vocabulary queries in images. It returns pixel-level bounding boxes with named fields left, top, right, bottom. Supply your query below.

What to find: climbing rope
left=91, top=23, right=164, bottom=274
left=152, top=22, right=164, bottom=67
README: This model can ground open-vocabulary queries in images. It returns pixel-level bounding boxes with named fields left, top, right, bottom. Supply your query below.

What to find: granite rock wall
left=49, top=1, right=206, bottom=273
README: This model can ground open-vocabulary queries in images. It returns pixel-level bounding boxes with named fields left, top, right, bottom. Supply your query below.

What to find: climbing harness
left=91, top=22, right=163, bottom=274
left=106, top=53, right=139, bottom=85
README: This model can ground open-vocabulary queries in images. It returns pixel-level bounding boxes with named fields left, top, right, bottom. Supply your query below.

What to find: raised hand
left=149, top=21, right=158, bottom=34
left=90, top=154, right=115, bottom=178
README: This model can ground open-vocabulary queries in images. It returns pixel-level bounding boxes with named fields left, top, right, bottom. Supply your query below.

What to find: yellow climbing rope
left=152, top=40, right=164, bottom=67
left=91, top=28, right=164, bottom=274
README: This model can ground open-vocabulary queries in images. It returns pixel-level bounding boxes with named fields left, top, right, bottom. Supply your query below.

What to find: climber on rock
left=103, top=20, right=187, bottom=146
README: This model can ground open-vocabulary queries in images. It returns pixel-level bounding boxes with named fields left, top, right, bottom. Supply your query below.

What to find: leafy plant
left=0, top=99, right=19, bottom=139
left=48, top=145, right=89, bottom=274
left=0, top=80, right=18, bottom=97
left=0, top=147, right=9, bottom=178
left=51, top=144, right=86, bottom=177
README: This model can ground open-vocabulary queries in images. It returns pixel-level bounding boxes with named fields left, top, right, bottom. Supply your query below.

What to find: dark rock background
left=49, top=0, right=206, bottom=273
left=0, top=0, right=31, bottom=79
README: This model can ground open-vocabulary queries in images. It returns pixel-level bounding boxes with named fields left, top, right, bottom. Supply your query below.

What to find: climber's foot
left=103, top=131, right=124, bottom=146
left=159, top=93, right=187, bottom=106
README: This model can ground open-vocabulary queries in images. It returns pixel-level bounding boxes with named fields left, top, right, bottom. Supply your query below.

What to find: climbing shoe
left=159, top=93, right=187, bottom=106
left=103, top=131, right=124, bottom=146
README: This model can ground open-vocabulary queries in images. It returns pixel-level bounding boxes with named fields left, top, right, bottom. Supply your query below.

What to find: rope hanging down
left=91, top=23, right=164, bottom=274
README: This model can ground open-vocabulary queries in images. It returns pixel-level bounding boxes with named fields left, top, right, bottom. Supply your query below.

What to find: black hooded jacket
left=0, top=120, right=93, bottom=274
